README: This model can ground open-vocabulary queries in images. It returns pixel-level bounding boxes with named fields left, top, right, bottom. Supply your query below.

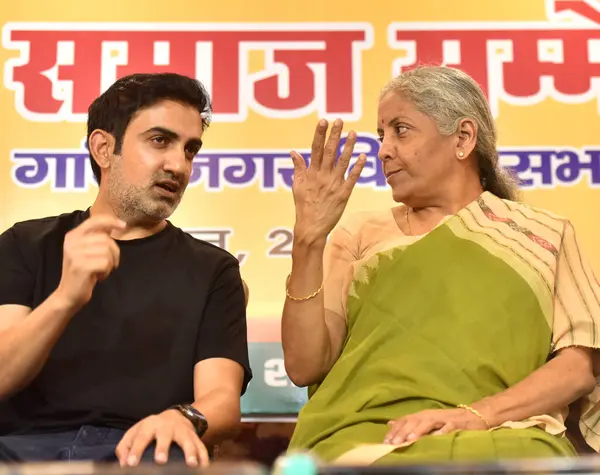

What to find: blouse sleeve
left=551, top=220, right=600, bottom=452
left=322, top=216, right=362, bottom=323
left=552, top=220, right=600, bottom=352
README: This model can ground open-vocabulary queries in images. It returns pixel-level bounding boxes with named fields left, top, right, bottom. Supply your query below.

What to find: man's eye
left=151, top=136, right=168, bottom=145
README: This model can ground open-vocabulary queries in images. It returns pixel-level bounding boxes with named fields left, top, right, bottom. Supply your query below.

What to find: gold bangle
left=457, top=404, right=491, bottom=429
left=285, top=274, right=323, bottom=301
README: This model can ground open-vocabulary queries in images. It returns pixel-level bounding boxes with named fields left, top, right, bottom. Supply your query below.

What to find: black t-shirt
left=0, top=209, right=252, bottom=435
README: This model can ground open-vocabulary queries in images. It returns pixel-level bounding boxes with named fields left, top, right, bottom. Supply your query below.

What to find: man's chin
left=145, top=199, right=181, bottom=221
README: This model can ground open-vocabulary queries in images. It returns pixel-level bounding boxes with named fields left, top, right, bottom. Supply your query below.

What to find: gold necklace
left=405, top=206, right=412, bottom=235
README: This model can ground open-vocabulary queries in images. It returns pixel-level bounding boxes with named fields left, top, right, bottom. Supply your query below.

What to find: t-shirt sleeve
left=195, top=259, right=252, bottom=395
left=0, top=227, right=35, bottom=308
left=551, top=220, right=600, bottom=352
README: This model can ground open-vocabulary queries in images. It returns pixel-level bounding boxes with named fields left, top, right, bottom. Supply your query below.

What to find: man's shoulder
left=169, top=225, right=240, bottom=267
left=7, top=210, right=88, bottom=243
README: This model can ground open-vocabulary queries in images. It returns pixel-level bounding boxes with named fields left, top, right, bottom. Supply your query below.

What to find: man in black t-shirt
left=0, top=73, right=252, bottom=467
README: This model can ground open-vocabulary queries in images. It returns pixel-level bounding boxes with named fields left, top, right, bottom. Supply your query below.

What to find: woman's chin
left=390, top=187, right=409, bottom=204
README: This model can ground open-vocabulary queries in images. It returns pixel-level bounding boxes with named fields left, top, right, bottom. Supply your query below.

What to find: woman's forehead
left=377, top=94, right=431, bottom=127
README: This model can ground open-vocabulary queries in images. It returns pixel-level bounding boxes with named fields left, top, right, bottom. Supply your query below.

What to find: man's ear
left=88, top=129, right=116, bottom=172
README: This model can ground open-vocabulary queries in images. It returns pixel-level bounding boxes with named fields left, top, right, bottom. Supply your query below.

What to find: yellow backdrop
left=1, top=0, right=599, bottom=416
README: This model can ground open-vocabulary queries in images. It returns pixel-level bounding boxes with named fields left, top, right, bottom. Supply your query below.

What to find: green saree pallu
left=287, top=192, right=600, bottom=464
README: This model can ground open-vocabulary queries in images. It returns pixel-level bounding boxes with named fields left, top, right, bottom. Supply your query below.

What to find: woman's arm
left=282, top=239, right=347, bottom=387
left=473, top=346, right=595, bottom=427
left=385, top=347, right=596, bottom=444
left=282, top=120, right=365, bottom=387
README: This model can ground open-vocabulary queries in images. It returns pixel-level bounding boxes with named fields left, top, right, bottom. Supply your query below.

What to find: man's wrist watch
left=170, top=404, right=209, bottom=438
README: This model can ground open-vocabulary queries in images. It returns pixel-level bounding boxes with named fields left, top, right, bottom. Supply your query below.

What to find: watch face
left=182, top=405, right=208, bottom=434
left=186, top=406, right=202, bottom=418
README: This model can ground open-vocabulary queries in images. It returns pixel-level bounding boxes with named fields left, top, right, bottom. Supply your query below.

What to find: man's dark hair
left=86, top=72, right=212, bottom=184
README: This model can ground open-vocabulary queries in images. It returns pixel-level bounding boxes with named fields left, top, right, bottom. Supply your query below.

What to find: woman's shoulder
left=489, top=194, right=570, bottom=237
left=330, top=207, right=403, bottom=259
left=336, top=207, right=398, bottom=237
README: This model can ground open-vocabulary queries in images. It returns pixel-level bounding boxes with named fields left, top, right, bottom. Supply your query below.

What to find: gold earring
left=458, top=151, right=465, bottom=158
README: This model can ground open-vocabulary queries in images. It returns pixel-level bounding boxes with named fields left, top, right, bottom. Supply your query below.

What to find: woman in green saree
left=281, top=66, right=600, bottom=465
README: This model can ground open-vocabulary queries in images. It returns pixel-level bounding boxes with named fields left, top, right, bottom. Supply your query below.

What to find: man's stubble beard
left=106, top=161, right=182, bottom=225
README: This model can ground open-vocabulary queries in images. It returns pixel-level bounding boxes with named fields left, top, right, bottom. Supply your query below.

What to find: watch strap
left=170, top=404, right=208, bottom=437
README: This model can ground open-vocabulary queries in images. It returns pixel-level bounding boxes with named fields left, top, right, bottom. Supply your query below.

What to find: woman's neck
left=403, top=185, right=485, bottom=236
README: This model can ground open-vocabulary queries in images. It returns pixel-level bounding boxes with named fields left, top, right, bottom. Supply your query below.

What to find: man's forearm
left=473, top=347, right=596, bottom=427
left=191, top=389, right=242, bottom=445
left=0, top=292, right=78, bottom=400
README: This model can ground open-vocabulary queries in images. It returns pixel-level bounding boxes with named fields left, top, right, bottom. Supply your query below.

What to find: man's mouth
left=154, top=180, right=180, bottom=194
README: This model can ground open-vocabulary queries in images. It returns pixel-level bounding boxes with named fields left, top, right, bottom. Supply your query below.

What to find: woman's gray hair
left=380, top=65, right=519, bottom=201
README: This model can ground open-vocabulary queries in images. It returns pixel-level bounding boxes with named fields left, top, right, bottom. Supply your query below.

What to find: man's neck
left=89, top=199, right=167, bottom=241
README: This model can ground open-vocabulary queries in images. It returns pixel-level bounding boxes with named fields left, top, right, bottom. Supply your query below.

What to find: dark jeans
left=0, top=425, right=185, bottom=463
